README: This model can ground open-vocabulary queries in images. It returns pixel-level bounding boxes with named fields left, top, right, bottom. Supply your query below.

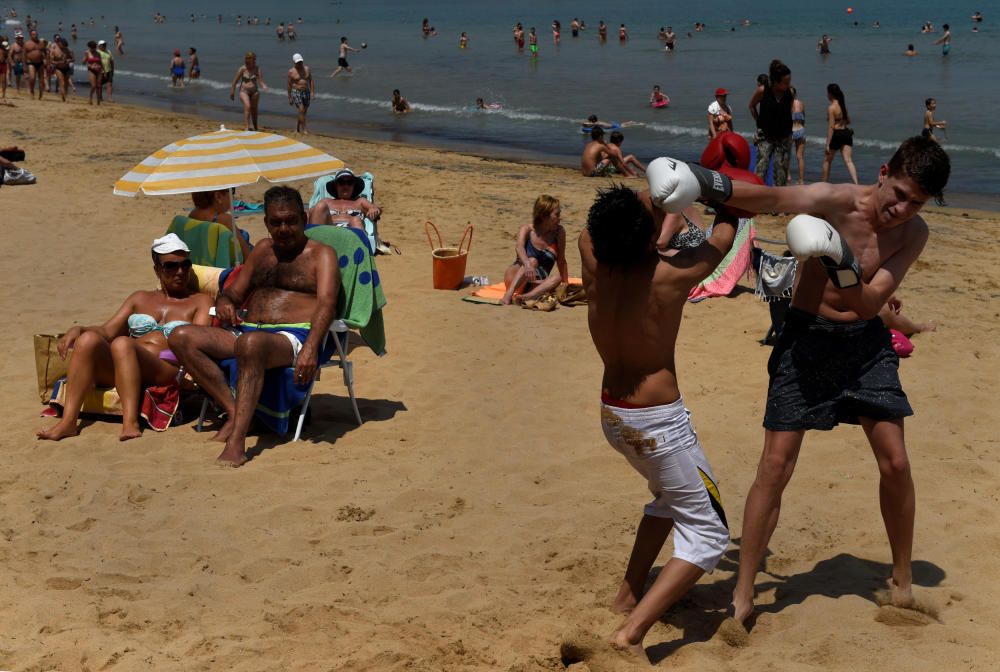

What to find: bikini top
left=241, top=68, right=258, bottom=84
left=128, top=314, right=188, bottom=339
left=329, top=208, right=363, bottom=218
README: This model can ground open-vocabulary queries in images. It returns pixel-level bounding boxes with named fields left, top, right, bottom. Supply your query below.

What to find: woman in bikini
left=821, top=82, right=858, bottom=183
left=83, top=40, right=103, bottom=105
left=306, top=168, right=381, bottom=231
left=501, top=195, right=569, bottom=305
left=37, top=235, right=212, bottom=442
left=791, top=87, right=807, bottom=184
left=49, top=37, right=71, bottom=102
left=230, top=51, right=267, bottom=130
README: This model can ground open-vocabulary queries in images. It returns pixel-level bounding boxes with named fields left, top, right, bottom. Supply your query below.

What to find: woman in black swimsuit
left=822, top=83, right=858, bottom=183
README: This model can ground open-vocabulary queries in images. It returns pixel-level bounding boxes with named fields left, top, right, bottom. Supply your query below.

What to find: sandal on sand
left=521, top=294, right=558, bottom=312
left=376, top=239, right=402, bottom=255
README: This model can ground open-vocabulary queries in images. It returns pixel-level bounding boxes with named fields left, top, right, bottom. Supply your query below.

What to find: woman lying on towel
left=500, top=195, right=569, bottom=305
left=37, top=234, right=213, bottom=442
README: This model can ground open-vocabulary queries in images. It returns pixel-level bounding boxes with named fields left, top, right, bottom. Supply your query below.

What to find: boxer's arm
left=727, top=180, right=847, bottom=217
left=840, top=219, right=928, bottom=320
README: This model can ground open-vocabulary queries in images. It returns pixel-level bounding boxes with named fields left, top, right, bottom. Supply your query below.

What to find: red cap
left=715, top=87, right=729, bottom=96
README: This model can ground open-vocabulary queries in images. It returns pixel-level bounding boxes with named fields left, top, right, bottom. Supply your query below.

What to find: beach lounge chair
left=166, top=215, right=245, bottom=267
left=196, top=226, right=387, bottom=440
left=307, top=171, right=383, bottom=254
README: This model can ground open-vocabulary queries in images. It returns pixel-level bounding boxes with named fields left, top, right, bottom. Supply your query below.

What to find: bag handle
left=424, top=220, right=443, bottom=251
left=458, top=225, right=473, bottom=255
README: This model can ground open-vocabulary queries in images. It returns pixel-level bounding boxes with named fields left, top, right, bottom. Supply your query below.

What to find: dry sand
left=2, top=98, right=999, bottom=671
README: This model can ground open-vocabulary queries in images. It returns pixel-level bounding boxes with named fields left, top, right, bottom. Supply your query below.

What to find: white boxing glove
left=647, top=157, right=732, bottom=213
left=785, top=214, right=862, bottom=288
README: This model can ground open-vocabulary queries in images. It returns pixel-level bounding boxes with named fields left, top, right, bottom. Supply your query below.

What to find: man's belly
left=245, top=288, right=318, bottom=325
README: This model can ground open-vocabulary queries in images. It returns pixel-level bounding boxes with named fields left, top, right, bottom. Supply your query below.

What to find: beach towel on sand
left=217, top=226, right=386, bottom=435
left=687, top=219, right=756, bottom=302
left=463, top=278, right=584, bottom=305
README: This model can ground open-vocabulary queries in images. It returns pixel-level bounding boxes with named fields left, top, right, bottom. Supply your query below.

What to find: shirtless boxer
left=169, top=186, right=341, bottom=467
left=644, top=135, right=950, bottom=629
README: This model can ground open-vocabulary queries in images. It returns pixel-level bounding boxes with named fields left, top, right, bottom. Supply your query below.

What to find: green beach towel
left=306, top=226, right=387, bottom=355
left=166, top=216, right=243, bottom=268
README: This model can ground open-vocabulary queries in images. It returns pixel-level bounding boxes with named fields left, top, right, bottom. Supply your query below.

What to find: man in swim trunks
left=169, top=186, right=342, bottom=467
left=664, top=26, right=677, bottom=52
left=921, top=98, right=947, bottom=142
left=10, top=33, right=25, bottom=94
left=188, top=47, right=200, bottom=81
left=23, top=30, right=45, bottom=99
left=330, top=36, right=359, bottom=76
left=581, top=127, right=630, bottom=177
left=579, top=186, right=741, bottom=660
left=287, top=53, right=313, bottom=133
left=934, top=24, right=951, bottom=55
left=669, top=136, right=949, bottom=628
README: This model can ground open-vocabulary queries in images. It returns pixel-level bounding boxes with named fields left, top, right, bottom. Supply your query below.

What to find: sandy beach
left=2, top=98, right=999, bottom=671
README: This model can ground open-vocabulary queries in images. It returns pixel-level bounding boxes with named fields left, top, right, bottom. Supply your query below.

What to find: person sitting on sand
left=581, top=127, right=630, bottom=177
left=606, top=131, right=646, bottom=176
left=169, top=186, right=342, bottom=467
left=189, top=188, right=253, bottom=260
left=391, top=88, right=411, bottom=114
left=36, top=235, right=212, bottom=442
left=500, top=195, right=569, bottom=305
left=307, top=168, right=381, bottom=233
left=567, top=186, right=740, bottom=663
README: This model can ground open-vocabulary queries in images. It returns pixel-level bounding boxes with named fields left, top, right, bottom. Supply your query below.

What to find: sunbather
left=169, top=186, right=342, bottom=467
left=189, top=188, right=252, bottom=260
left=500, top=195, right=569, bottom=305
left=307, top=168, right=380, bottom=230
left=36, top=234, right=213, bottom=442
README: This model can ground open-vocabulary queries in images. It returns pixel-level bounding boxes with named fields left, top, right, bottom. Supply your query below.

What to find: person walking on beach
left=188, top=47, right=200, bottom=81
left=230, top=51, right=266, bottom=130
left=10, top=33, right=25, bottom=94
left=98, top=40, right=114, bottom=102
left=114, top=26, right=124, bottom=55
left=922, top=98, right=947, bottom=142
left=934, top=24, right=951, bottom=55
left=0, top=41, right=8, bottom=101
left=48, top=37, right=71, bottom=102
left=23, top=30, right=45, bottom=99
left=822, top=83, right=858, bottom=184
left=749, top=59, right=794, bottom=186
left=287, top=53, right=313, bottom=133
left=83, top=40, right=103, bottom=104
left=169, top=49, right=185, bottom=87
left=330, top=37, right=359, bottom=77
left=572, top=179, right=745, bottom=662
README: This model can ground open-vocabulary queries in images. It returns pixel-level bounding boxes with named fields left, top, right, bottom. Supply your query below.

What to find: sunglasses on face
left=159, top=259, right=193, bottom=272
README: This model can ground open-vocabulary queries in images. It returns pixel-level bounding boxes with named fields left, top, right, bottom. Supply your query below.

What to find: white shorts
left=601, top=397, right=729, bottom=572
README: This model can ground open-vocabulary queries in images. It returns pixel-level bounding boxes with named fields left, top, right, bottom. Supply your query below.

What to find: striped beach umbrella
left=113, top=126, right=344, bottom=197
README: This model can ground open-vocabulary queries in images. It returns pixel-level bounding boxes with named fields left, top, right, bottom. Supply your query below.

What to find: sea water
left=5, top=0, right=997, bottom=205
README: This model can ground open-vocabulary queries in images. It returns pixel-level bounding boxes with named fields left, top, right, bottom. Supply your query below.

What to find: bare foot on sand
left=560, top=630, right=648, bottom=671
left=915, top=321, right=936, bottom=333
left=216, top=443, right=248, bottom=468
left=211, top=418, right=234, bottom=442
left=729, top=596, right=754, bottom=628
left=610, top=583, right=639, bottom=614
left=119, top=422, right=142, bottom=442
left=36, top=420, right=79, bottom=441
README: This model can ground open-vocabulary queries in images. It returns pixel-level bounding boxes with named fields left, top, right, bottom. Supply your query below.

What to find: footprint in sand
left=559, top=631, right=646, bottom=671
left=46, top=577, right=83, bottom=590
left=873, top=589, right=941, bottom=626
left=336, top=504, right=375, bottom=522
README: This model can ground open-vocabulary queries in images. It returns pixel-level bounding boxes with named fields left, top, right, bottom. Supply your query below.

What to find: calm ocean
left=6, top=0, right=998, bottom=206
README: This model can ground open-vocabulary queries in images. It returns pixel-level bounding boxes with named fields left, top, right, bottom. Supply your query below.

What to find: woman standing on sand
left=83, top=40, right=103, bottom=105
left=821, top=83, right=858, bottom=183
left=230, top=51, right=267, bottom=131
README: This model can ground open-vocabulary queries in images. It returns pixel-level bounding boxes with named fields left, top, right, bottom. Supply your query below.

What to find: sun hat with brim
left=326, top=168, right=365, bottom=199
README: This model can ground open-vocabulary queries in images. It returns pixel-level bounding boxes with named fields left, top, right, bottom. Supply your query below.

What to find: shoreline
left=31, top=85, right=999, bottom=214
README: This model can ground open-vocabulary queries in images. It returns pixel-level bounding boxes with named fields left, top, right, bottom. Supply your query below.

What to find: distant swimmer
left=277, top=22, right=285, bottom=41
left=817, top=33, right=832, bottom=54
left=664, top=26, right=676, bottom=51
left=287, top=22, right=296, bottom=40
left=114, top=25, right=124, bottom=54
left=971, top=11, right=983, bottom=22
left=658, top=26, right=667, bottom=42
left=598, top=21, right=607, bottom=42
left=170, top=48, right=186, bottom=87
left=330, top=36, right=360, bottom=77
left=422, top=18, right=431, bottom=37
left=922, top=98, right=947, bottom=142
left=552, top=20, right=561, bottom=45
left=528, top=27, right=538, bottom=55
left=581, top=114, right=637, bottom=130
left=460, top=31, right=469, bottom=49
left=905, top=43, right=918, bottom=56
left=391, top=88, right=411, bottom=114
left=513, top=22, right=525, bottom=49
left=650, top=85, right=670, bottom=108
left=934, top=24, right=951, bottom=54
left=475, top=97, right=502, bottom=110
left=571, top=18, right=580, bottom=38
left=619, top=24, right=628, bottom=42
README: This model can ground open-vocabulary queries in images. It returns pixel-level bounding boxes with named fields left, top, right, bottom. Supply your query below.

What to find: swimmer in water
left=934, top=24, right=951, bottom=55
left=649, top=85, right=669, bottom=107
left=475, top=97, right=502, bottom=110
left=904, top=44, right=918, bottom=56
left=528, top=27, right=538, bottom=55
left=459, top=31, right=468, bottom=49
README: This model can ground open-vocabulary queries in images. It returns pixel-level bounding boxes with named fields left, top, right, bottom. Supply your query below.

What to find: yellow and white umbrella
left=114, top=126, right=344, bottom=197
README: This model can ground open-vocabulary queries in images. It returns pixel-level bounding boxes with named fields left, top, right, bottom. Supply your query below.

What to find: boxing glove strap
left=688, top=163, right=733, bottom=204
